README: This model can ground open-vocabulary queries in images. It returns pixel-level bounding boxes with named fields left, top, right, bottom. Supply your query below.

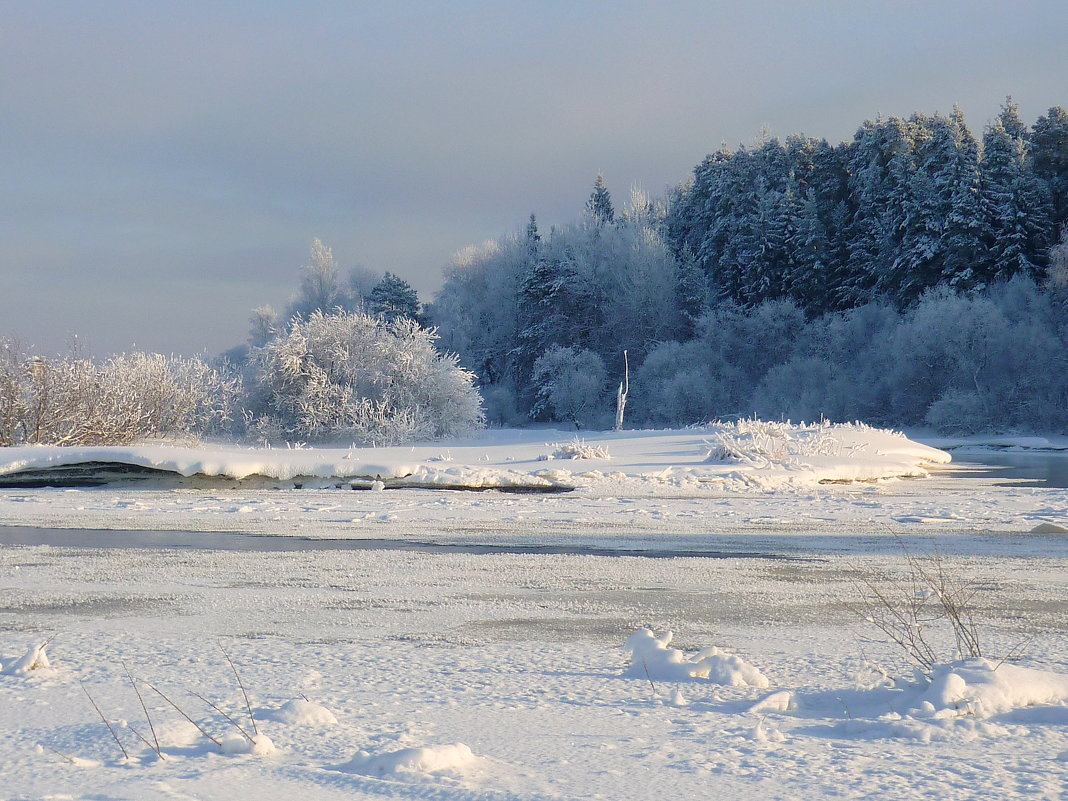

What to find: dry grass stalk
left=850, top=548, right=982, bottom=674
left=40, top=743, right=77, bottom=765
left=122, top=661, right=163, bottom=759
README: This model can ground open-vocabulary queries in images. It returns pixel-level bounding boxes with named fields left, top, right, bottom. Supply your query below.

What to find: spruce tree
left=1031, top=106, right=1068, bottom=229
left=937, top=108, right=984, bottom=290
left=368, top=272, right=421, bottom=324
left=980, top=118, right=1054, bottom=283
left=585, top=174, right=615, bottom=225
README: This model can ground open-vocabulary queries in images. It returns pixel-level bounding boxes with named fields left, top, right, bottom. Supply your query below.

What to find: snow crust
left=3, top=538, right=1068, bottom=800
left=219, top=734, right=275, bottom=756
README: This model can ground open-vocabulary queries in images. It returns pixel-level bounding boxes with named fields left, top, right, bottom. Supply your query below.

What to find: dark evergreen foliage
left=368, top=272, right=421, bottom=324
left=667, top=105, right=1067, bottom=314
left=585, top=174, right=615, bottom=226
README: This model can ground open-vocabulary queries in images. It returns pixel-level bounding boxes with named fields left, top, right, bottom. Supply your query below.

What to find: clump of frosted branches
left=704, top=419, right=875, bottom=465
left=247, top=310, right=483, bottom=445
left=548, top=439, right=611, bottom=460
left=0, top=339, right=239, bottom=446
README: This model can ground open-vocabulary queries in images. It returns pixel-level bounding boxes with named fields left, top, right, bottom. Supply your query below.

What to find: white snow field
left=1, top=422, right=1067, bottom=800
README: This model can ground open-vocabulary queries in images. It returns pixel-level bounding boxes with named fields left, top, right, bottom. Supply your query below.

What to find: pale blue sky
left=4, top=0, right=1067, bottom=355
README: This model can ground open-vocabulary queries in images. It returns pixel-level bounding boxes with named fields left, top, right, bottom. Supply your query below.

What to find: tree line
left=430, top=100, right=1068, bottom=433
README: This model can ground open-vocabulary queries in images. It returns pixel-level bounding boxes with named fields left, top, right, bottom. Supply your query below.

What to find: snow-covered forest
left=4, top=102, right=1068, bottom=445
left=431, top=101, right=1068, bottom=434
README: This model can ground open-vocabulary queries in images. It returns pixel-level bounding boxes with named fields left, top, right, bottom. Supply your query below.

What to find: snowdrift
left=0, top=421, right=949, bottom=492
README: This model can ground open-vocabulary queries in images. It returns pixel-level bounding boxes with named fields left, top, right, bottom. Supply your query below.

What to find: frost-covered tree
left=289, top=239, right=343, bottom=319
left=248, top=305, right=279, bottom=348
left=1050, top=227, right=1068, bottom=291
left=1031, top=106, right=1068, bottom=228
left=347, top=264, right=384, bottom=308
left=979, top=118, right=1053, bottom=283
left=248, top=310, right=483, bottom=444
left=0, top=341, right=239, bottom=446
left=531, top=345, right=607, bottom=428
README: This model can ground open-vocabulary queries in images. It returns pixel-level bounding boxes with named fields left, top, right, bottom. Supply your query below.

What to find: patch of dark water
left=0, top=525, right=804, bottom=560
left=945, top=451, right=1068, bottom=488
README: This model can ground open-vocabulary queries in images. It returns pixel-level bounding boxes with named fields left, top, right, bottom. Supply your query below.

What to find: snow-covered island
left=0, top=420, right=949, bottom=493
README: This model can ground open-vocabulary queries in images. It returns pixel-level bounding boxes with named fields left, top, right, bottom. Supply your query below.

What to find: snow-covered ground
left=2, top=423, right=1068, bottom=800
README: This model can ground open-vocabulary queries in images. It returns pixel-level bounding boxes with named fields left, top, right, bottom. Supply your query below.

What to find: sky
left=3, top=0, right=1067, bottom=357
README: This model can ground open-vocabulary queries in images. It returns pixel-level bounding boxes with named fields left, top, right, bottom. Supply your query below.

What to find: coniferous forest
left=429, top=100, right=1068, bottom=435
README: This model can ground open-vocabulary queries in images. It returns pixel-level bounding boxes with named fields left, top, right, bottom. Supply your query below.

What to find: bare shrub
left=849, top=549, right=982, bottom=674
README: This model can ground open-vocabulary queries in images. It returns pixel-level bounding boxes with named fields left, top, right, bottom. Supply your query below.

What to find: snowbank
left=772, top=658, right=1068, bottom=744
left=0, top=421, right=950, bottom=493
left=912, top=659, right=1068, bottom=718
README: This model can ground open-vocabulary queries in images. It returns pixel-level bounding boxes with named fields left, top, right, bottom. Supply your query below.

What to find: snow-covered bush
left=248, top=310, right=483, bottom=445
left=705, top=419, right=845, bottom=464
left=0, top=339, right=239, bottom=446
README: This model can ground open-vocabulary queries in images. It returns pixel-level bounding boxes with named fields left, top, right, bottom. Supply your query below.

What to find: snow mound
left=794, top=659, right=1068, bottom=743
left=220, top=734, right=275, bottom=756
left=548, top=439, right=611, bottom=460
left=3, top=641, right=52, bottom=675
left=1029, top=522, right=1068, bottom=534
left=336, top=742, right=481, bottom=778
left=910, top=659, right=1068, bottom=718
left=623, top=629, right=769, bottom=687
left=703, top=419, right=949, bottom=484
left=749, top=690, right=795, bottom=714
left=34, top=745, right=100, bottom=768
left=263, top=699, right=338, bottom=726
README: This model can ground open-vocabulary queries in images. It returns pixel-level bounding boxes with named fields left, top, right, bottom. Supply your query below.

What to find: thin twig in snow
left=126, top=722, right=167, bottom=760
left=122, top=660, right=162, bottom=759
left=218, top=644, right=258, bottom=736
left=640, top=658, right=658, bottom=697
left=143, top=681, right=222, bottom=747
left=191, top=692, right=254, bottom=742
left=79, top=680, right=128, bottom=760
left=39, top=743, right=77, bottom=765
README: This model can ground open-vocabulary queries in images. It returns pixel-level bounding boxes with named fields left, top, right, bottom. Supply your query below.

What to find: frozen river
left=1, top=441, right=1067, bottom=800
